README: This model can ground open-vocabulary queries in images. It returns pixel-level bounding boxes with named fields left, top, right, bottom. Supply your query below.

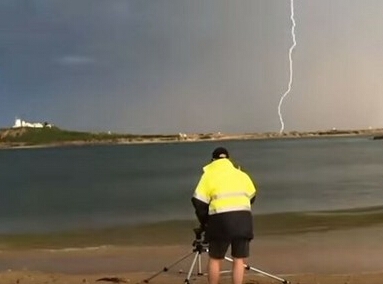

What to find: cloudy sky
left=1, top=0, right=383, bottom=134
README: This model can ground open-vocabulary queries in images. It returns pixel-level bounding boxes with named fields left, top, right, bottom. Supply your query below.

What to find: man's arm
left=192, top=174, right=210, bottom=229
left=191, top=197, right=209, bottom=229
left=245, top=174, right=257, bottom=204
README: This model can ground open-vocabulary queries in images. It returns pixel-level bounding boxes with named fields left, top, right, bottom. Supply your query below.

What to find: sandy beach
left=1, top=225, right=383, bottom=284
left=1, top=134, right=383, bottom=283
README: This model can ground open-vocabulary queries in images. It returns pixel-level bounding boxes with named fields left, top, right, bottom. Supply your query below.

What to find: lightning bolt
left=278, top=0, right=297, bottom=133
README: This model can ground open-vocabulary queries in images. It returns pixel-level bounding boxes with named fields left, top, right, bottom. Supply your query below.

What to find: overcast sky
left=1, top=0, right=383, bottom=134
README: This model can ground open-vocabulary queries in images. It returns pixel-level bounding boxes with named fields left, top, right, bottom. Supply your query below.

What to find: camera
left=192, top=226, right=208, bottom=252
left=193, top=226, right=205, bottom=241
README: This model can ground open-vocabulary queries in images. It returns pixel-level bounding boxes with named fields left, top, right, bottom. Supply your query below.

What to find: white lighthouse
left=14, top=118, right=23, bottom=128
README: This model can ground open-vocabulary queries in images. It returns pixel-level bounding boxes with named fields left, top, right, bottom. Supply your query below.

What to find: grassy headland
left=0, top=127, right=179, bottom=148
left=0, top=126, right=383, bottom=149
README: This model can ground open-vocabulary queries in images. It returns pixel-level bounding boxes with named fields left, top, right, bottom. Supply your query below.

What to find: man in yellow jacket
left=192, top=147, right=257, bottom=284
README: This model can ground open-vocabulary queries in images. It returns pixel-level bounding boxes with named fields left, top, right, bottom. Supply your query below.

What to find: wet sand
left=1, top=225, right=383, bottom=284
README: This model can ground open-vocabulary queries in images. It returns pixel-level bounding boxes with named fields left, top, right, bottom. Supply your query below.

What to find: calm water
left=1, top=136, right=383, bottom=237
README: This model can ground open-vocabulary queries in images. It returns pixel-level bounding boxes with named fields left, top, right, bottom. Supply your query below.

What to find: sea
left=1, top=136, right=383, bottom=249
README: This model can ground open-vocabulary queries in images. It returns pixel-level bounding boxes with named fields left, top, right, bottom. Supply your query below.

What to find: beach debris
left=96, top=277, right=129, bottom=283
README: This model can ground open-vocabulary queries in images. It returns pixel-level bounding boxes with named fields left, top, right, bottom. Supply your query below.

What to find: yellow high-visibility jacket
left=192, top=158, right=257, bottom=240
left=193, top=158, right=256, bottom=214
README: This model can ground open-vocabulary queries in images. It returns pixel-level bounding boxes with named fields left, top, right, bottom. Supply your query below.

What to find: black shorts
left=208, top=238, right=250, bottom=259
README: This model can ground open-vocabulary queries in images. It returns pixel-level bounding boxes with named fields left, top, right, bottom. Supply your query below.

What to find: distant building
left=179, top=132, right=188, bottom=140
left=13, top=118, right=52, bottom=128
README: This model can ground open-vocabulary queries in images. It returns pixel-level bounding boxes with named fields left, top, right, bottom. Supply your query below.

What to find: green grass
left=0, top=127, right=179, bottom=145
left=1, top=127, right=116, bottom=144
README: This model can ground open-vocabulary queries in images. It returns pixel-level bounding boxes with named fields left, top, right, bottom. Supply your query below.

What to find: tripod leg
left=224, top=256, right=290, bottom=284
left=184, top=252, right=200, bottom=284
left=197, top=253, right=203, bottom=276
left=143, top=251, right=195, bottom=283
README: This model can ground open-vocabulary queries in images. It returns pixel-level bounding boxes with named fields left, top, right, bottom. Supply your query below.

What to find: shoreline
left=1, top=128, right=382, bottom=150
left=1, top=225, right=383, bottom=283
left=2, top=205, right=383, bottom=250
left=1, top=128, right=383, bottom=283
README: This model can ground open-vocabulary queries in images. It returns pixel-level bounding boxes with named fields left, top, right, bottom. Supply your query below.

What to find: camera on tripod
left=192, top=226, right=208, bottom=252
left=143, top=225, right=290, bottom=284
left=193, top=226, right=205, bottom=241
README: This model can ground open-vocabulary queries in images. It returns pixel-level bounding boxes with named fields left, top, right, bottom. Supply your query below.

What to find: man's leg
left=208, top=240, right=230, bottom=284
left=231, top=239, right=250, bottom=284
left=208, top=257, right=222, bottom=284
left=232, top=258, right=245, bottom=284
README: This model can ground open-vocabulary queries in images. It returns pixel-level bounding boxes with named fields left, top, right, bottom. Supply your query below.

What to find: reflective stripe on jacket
left=193, top=158, right=256, bottom=216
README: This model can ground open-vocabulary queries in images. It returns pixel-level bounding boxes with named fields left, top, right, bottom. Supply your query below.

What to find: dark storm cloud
left=1, top=1, right=382, bottom=133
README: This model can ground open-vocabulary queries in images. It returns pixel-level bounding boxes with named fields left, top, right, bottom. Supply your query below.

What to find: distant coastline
left=0, top=127, right=383, bottom=150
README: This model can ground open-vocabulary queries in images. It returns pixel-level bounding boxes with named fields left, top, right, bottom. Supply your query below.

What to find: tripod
left=143, top=228, right=290, bottom=284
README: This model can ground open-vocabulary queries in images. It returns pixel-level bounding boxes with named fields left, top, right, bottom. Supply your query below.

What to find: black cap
left=212, top=147, right=229, bottom=160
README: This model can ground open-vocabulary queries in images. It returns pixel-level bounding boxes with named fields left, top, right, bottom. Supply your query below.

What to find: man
left=191, top=147, right=257, bottom=284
